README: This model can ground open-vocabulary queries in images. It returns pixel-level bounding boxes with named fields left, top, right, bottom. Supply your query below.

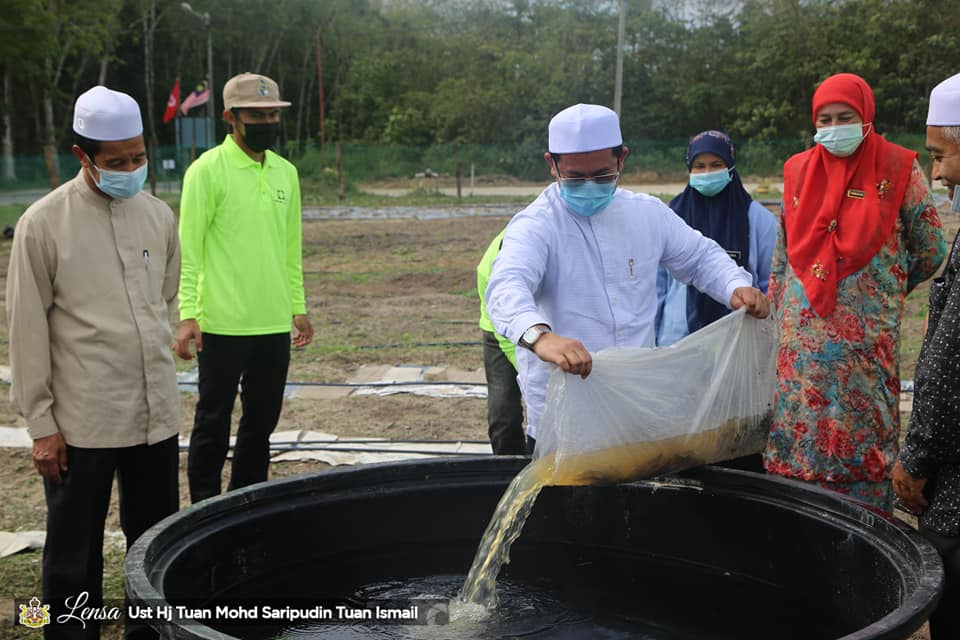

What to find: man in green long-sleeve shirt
left=173, top=73, right=314, bottom=503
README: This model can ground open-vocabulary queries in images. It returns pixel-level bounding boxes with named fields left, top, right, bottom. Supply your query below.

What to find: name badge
left=846, top=189, right=865, bottom=200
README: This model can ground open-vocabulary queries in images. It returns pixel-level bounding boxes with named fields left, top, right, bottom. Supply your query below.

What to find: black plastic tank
left=125, top=457, right=942, bottom=639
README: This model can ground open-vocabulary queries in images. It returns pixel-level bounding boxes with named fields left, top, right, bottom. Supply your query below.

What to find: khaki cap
left=223, top=73, right=291, bottom=110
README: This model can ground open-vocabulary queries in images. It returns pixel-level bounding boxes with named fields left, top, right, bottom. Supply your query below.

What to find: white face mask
left=89, top=159, right=148, bottom=199
left=814, top=123, right=870, bottom=157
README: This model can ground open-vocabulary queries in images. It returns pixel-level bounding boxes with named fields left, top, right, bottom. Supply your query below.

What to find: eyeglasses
left=557, top=171, right=620, bottom=188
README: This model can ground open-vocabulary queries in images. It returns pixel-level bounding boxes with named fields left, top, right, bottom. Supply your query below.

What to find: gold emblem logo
left=18, top=597, right=51, bottom=628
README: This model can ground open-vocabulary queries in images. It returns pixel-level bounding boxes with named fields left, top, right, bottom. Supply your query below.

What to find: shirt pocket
left=618, top=253, right=658, bottom=305
left=143, top=243, right=167, bottom=307
left=611, top=253, right=659, bottom=334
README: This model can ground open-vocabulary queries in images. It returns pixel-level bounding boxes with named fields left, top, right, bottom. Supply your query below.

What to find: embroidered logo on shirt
left=275, top=189, right=286, bottom=203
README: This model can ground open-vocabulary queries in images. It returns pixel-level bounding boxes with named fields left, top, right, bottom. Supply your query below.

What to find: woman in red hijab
left=764, top=73, right=946, bottom=511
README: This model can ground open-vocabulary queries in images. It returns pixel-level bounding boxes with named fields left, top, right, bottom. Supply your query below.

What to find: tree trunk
left=31, top=86, right=41, bottom=153
left=336, top=141, right=344, bottom=201
left=63, top=53, right=89, bottom=134
left=40, top=0, right=73, bottom=191
left=304, top=66, right=314, bottom=154
left=2, top=64, right=16, bottom=182
left=294, top=34, right=312, bottom=155
left=143, top=0, right=158, bottom=196
left=252, top=35, right=277, bottom=72
left=226, top=7, right=233, bottom=80
left=316, top=29, right=324, bottom=155
left=98, top=43, right=111, bottom=84
left=263, top=38, right=281, bottom=76
left=42, top=58, right=59, bottom=190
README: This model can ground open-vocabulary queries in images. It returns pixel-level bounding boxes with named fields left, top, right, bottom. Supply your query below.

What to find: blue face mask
left=689, top=168, right=732, bottom=197
left=93, top=161, right=148, bottom=199
left=952, top=187, right=960, bottom=213
left=559, top=180, right=618, bottom=217
left=814, top=123, right=868, bottom=157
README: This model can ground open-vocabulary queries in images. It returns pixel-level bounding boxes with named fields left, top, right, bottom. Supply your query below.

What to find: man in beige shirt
left=7, top=86, right=180, bottom=640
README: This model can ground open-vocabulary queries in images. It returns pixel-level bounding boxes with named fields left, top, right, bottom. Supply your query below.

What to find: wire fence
left=0, top=133, right=929, bottom=195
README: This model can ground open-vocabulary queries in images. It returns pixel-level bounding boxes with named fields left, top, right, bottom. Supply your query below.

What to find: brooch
left=811, top=262, right=828, bottom=281
left=877, top=179, right=891, bottom=199
left=793, top=196, right=799, bottom=208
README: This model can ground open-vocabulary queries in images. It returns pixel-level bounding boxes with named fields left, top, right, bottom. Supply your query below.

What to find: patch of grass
left=307, top=339, right=362, bottom=355
left=1, top=551, right=43, bottom=601
left=649, top=193, right=674, bottom=203
left=308, top=264, right=465, bottom=286
left=300, top=187, right=532, bottom=207
left=0, top=198, right=179, bottom=237
left=158, top=195, right=180, bottom=211
left=391, top=245, right=416, bottom=257
left=0, top=204, right=28, bottom=228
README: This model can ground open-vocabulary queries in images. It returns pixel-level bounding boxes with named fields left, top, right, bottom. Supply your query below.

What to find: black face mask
left=240, top=121, right=279, bottom=153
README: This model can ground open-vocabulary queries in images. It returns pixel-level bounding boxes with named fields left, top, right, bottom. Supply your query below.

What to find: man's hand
left=892, top=460, right=929, bottom=516
left=730, top=286, right=770, bottom=318
left=532, top=333, right=592, bottom=379
left=33, top=433, right=68, bottom=484
left=173, top=318, right=203, bottom=360
left=293, top=314, right=314, bottom=348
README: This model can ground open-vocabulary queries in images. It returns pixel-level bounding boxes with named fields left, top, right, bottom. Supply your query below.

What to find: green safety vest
left=477, top=228, right=517, bottom=369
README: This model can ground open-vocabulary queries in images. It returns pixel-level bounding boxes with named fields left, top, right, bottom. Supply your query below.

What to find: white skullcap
left=927, top=73, right=960, bottom=126
left=72, top=86, right=143, bottom=141
left=548, top=104, right=622, bottom=154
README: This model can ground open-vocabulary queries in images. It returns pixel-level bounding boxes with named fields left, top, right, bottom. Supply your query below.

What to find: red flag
left=163, top=79, right=180, bottom=124
left=179, top=81, right=210, bottom=115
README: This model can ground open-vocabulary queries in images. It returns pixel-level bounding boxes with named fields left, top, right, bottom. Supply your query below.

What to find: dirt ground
left=0, top=214, right=507, bottom=529
left=0, top=207, right=957, bottom=639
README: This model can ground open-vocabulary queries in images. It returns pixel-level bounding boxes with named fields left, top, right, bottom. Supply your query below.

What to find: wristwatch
left=519, top=324, right=551, bottom=351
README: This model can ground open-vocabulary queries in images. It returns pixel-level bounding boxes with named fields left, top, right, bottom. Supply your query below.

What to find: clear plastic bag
left=534, top=308, right=778, bottom=485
